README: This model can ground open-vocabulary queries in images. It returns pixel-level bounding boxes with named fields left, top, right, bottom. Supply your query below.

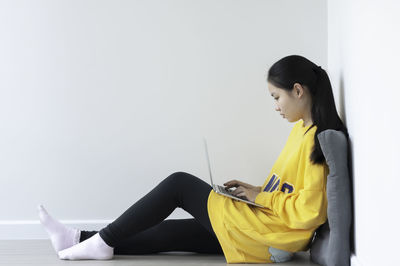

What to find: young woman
left=38, top=55, right=349, bottom=263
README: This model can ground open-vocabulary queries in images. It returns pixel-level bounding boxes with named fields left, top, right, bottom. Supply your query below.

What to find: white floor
left=0, top=239, right=319, bottom=266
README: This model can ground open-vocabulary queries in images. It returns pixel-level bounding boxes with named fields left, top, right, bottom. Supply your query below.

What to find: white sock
left=58, top=233, right=114, bottom=260
left=37, top=204, right=80, bottom=253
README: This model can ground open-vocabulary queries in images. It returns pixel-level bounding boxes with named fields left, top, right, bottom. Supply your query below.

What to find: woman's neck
left=302, top=109, right=313, bottom=127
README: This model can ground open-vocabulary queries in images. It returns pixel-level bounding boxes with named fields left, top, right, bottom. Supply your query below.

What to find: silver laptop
left=203, top=138, right=264, bottom=208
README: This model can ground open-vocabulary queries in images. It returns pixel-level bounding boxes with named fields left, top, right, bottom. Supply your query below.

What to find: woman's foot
left=58, top=233, right=114, bottom=260
left=37, top=204, right=80, bottom=252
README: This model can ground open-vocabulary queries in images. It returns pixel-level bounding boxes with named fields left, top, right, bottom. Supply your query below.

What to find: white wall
left=0, top=0, right=327, bottom=239
left=327, top=1, right=400, bottom=265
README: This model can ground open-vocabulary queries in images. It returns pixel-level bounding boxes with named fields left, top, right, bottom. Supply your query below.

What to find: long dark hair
left=267, top=55, right=349, bottom=165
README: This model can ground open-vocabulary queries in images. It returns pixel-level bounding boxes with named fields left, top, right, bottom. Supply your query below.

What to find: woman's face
left=267, top=82, right=310, bottom=123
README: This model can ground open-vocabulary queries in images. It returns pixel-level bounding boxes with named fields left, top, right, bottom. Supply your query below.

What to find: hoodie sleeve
left=255, top=186, right=327, bottom=230
left=255, top=141, right=328, bottom=230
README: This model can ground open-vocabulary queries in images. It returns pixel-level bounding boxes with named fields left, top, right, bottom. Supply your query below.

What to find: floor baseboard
left=1, top=209, right=193, bottom=239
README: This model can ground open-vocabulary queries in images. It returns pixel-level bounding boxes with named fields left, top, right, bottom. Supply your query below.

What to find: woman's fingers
left=223, top=179, right=237, bottom=185
left=232, top=186, right=257, bottom=201
left=232, top=186, right=244, bottom=196
left=224, top=180, right=238, bottom=188
left=231, top=186, right=249, bottom=200
left=235, top=192, right=247, bottom=200
left=225, top=180, right=251, bottom=189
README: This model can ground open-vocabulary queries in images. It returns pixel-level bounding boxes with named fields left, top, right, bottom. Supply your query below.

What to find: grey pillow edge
left=309, top=129, right=351, bottom=266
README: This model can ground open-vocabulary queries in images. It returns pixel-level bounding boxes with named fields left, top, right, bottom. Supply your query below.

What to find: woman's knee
left=164, top=171, right=192, bottom=185
left=163, top=171, right=209, bottom=195
left=169, top=171, right=191, bottom=178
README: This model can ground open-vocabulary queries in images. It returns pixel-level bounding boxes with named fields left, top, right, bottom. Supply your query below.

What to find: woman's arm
left=255, top=188, right=327, bottom=229
left=255, top=159, right=328, bottom=230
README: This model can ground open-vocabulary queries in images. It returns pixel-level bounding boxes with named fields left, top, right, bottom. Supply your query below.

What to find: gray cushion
left=309, top=129, right=352, bottom=266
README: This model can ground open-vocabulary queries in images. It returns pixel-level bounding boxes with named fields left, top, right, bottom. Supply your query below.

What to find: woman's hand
left=223, top=179, right=261, bottom=202
left=230, top=186, right=260, bottom=203
left=223, top=179, right=261, bottom=193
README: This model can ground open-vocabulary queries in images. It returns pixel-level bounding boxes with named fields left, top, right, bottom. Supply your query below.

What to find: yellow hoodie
left=207, top=120, right=329, bottom=263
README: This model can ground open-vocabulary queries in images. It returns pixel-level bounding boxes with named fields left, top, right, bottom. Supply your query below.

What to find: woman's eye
left=274, top=98, right=279, bottom=100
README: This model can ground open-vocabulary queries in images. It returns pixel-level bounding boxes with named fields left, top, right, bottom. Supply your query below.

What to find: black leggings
left=79, top=172, right=223, bottom=255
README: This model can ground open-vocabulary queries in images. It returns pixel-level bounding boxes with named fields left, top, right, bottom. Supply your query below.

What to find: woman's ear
left=293, top=83, right=304, bottom=98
